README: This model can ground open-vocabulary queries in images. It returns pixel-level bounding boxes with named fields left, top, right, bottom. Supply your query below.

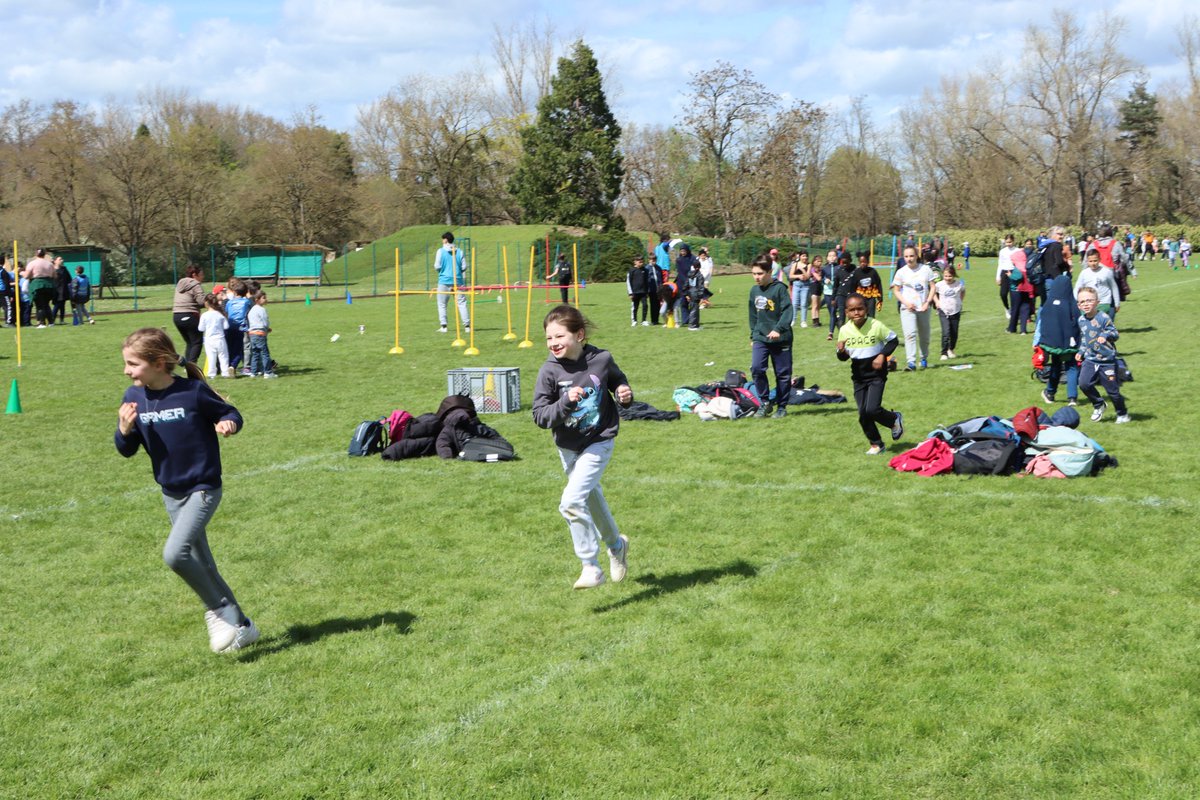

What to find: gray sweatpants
left=161, top=488, right=242, bottom=616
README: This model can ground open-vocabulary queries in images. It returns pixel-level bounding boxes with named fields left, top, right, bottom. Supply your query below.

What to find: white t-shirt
left=997, top=246, right=1017, bottom=280
left=698, top=255, right=714, bottom=285
left=934, top=279, right=964, bottom=315
left=890, top=265, right=935, bottom=309
left=198, top=309, right=229, bottom=343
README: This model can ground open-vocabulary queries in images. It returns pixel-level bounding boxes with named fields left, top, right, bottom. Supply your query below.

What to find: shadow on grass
left=237, top=610, right=416, bottom=661
left=592, top=560, right=757, bottom=614
left=1120, top=327, right=1155, bottom=334
left=274, top=365, right=324, bottom=377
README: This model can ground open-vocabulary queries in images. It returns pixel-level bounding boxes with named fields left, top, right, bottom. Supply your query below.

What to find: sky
left=1, top=0, right=1194, bottom=133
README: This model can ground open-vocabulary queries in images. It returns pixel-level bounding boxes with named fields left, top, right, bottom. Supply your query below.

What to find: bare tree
left=489, top=18, right=560, bottom=122
left=619, top=123, right=701, bottom=232
left=970, top=10, right=1135, bottom=226
left=91, top=108, right=172, bottom=260
left=683, top=62, right=778, bottom=237
left=23, top=101, right=97, bottom=242
left=356, top=73, right=494, bottom=226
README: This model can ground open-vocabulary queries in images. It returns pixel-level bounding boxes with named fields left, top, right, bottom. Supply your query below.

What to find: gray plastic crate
left=447, top=367, right=521, bottom=414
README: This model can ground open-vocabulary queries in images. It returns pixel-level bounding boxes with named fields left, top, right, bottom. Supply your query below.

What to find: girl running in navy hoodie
left=115, top=327, right=259, bottom=653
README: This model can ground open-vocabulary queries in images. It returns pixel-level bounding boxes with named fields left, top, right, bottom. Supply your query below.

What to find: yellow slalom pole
left=450, top=244, right=466, bottom=348
left=501, top=246, right=517, bottom=341
left=389, top=247, right=403, bottom=355
left=869, top=239, right=875, bottom=266
left=518, top=245, right=535, bottom=348
left=463, top=247, right=480, bottom=356
left=571, top=242, right=580, bottom=307
left=13, top=241, right=22, bottom=366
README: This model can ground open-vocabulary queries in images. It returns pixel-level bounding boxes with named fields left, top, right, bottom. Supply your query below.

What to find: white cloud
left=1, top=0, right=1197, bottom=132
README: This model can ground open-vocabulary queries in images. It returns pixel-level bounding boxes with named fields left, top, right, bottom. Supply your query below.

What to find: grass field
left=3, top=262, right=1198, bottom=798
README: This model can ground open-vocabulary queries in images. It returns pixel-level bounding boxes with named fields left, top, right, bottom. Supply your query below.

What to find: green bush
left=532, top=229, right=646, bottom=283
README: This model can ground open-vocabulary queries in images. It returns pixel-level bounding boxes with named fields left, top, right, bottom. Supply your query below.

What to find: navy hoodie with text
left=114, top=378, right=242, bottom=494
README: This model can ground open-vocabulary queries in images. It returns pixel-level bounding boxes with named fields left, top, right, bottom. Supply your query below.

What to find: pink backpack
left=385, top=409, right=414, bottom=443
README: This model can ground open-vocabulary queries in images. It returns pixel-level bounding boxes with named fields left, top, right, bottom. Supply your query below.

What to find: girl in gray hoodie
left=532, top=305, right=633, bottom=590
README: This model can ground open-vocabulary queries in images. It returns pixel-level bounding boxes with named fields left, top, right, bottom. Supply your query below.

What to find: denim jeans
left=556, top=439, right=620, bottom=564
left=791, top=283, right=810, bottom=324
left=899, top=308, right=931, bottom=365
left=248, top=334, right=271, bottom=375
left=1045, top=353, right=1079, bottom=401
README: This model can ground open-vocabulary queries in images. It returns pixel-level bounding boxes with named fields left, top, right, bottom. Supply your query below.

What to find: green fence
left=2, top=234, right=907, bottom=315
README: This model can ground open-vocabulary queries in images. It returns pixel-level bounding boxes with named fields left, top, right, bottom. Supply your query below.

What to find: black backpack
left=348, top=419, right=385, bottom=456
left=951, top=436, right=1020, bottom=475
left=1025, top=246, right=1048, bottom=286
left=458, top=422, right=516, bottom=462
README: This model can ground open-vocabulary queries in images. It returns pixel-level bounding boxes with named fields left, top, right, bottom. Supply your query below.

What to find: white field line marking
left=2, top=453, right=339, bottom=520
left=408, top=553, right=796, bottom=750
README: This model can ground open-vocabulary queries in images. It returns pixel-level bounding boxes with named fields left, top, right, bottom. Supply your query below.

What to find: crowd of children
left=198, top=278, right=277, bottom=378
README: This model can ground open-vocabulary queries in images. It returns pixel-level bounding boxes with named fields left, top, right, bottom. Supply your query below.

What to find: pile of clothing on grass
left=889, top=405, right=1117, bottom=478
left=672, top=370, right=847, bottom=420
left=348, top=394, right=516, bottom=462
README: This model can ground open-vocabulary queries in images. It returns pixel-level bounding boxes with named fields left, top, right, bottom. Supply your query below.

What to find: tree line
left=2, top=11, right=1198, bottom=280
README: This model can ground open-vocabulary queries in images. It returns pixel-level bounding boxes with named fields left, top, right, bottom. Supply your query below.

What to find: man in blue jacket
left=435, top=231, right=470, bottom=333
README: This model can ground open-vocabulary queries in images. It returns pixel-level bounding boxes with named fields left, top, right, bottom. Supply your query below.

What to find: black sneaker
left=754, top=403, right=772, bottom=418
left=772, top=406, right=787, bottom=419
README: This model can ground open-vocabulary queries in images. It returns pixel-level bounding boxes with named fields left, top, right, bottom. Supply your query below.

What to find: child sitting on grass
left=1075, top=286, right=1130, bottom=424
left=837, top=293, right=904, bottom=455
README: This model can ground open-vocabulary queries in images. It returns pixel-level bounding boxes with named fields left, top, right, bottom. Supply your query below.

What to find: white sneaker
left=641, top=320, right=650, bottom=326
left=940, top=354, right=948, bottom=361
left=438, top=326, right=447, bottom=333
left=1115, top=414, right=1131, bottom=424
left=947, top=350, right=956, bottom=358
left=573, top=564, right=605, bottom=590
left=464, top=325, right=471, bottom=333
left=800, top=321, right=808, bottom=328
left=219, top=619, right=260, bottom=652
left=631, top=320, right=637, bottom=327
left=608, top=535, right=629, bottom=583
left=204, top=609, right=239, bottom=653
left=1090, top=402, right=1106, bottom=422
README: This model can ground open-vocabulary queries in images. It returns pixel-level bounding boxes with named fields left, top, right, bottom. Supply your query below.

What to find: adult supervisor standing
left=435, top=232, right=470, bottom=333
left=173, top=264, right=206, bottom=363
left=23, top=248, right=57, bottom=328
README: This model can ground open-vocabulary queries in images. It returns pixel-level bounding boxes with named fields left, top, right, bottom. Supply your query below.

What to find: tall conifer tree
left=510, top=40, right=623, bottom=227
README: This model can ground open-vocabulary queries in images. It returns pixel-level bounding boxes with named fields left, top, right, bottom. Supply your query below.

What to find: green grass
left=3, top=262, right=1199, bottom=798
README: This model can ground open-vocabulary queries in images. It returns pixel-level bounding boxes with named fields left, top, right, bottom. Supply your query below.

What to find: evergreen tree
left=510, top=40, right=623, bottom=227
left=1118, top=82, right=1161, bottom=152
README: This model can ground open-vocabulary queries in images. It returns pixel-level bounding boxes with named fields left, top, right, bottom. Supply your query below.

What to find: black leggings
left=938, top=310, right=960, bottom=354
left=854, top=375, right=897, bottom=446
left=33, top=287, right=55, bottom=325
left=173, top=312, right=204, bottom=363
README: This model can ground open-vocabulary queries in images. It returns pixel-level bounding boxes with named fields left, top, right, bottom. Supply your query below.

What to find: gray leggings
left=161, top=488, right=241, bottom=614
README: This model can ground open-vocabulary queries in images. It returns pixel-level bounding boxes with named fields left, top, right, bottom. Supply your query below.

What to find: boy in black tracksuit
left=626, top=256, right=651, bottom=326
left=748, top=257, right=793, bottom=418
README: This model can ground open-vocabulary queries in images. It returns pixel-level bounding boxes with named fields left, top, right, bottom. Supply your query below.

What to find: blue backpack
left=71, top=274, right=91, bottom=301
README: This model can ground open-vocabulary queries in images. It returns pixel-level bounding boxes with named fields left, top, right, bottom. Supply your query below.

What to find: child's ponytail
left=123, top=327, right=210, bottom=385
